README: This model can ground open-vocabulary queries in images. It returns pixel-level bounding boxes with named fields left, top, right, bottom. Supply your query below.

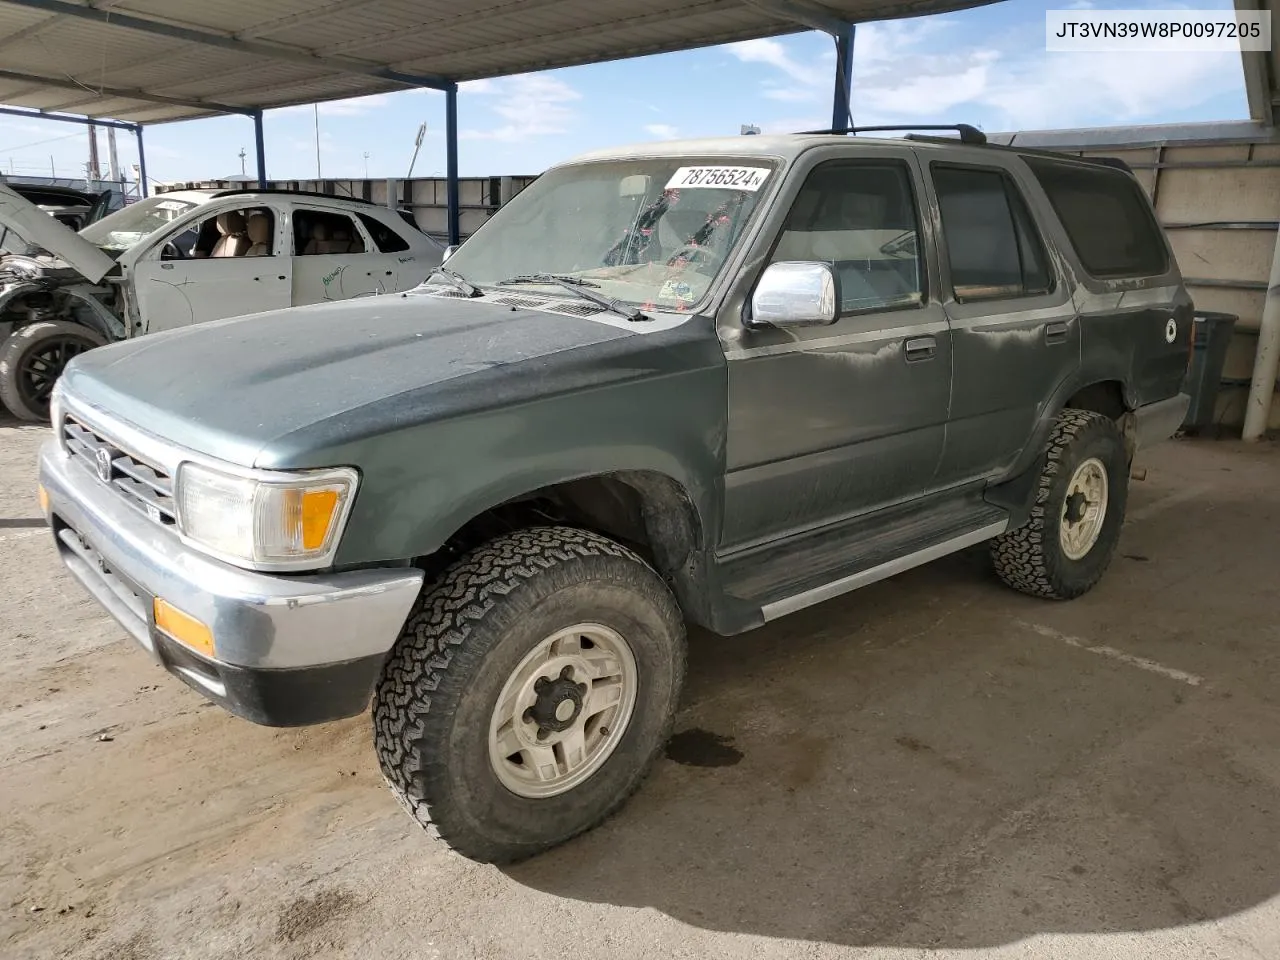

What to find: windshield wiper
left=430, top=266, right=481, bottom=297
left=497, top=273, right=645, bottom=322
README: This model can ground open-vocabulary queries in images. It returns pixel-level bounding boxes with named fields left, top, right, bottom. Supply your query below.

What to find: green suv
left=38, top=127, right=1192, bottom=863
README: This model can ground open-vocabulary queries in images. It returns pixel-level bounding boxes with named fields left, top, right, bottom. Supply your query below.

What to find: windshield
left=440, top=158, right=777, bottom=310
left=79, top=195, right=200, bottom=251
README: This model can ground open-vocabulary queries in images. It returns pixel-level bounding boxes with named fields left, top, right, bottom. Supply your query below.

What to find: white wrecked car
left=0, top=184, right=445, bottom=420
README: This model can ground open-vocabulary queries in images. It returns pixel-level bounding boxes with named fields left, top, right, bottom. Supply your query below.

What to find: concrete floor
left=2, top=413, right=1279, bottom=960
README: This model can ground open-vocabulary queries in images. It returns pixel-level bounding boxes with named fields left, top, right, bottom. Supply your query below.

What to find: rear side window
left=357, top=212, right=411, bottom=253
left=1024, top=157, right=1168, bottom=279
left=293, top=209, right=366, bottom=255
left=931, top=165, right=1053, bottom=302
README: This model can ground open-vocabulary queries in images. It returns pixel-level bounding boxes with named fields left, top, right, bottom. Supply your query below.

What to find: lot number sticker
left=665, top=166, right=770, bottom=191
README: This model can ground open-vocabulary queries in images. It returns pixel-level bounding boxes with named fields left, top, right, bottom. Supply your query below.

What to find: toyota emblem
left=94, top=448, right=113, bottom=483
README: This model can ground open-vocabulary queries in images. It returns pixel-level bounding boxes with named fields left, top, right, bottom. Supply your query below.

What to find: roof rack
left=209, top=187, right=380, bottom=205
left=799, top=124, right=987, bottom=145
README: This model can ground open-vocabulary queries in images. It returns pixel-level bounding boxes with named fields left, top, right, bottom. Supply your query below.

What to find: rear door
left=289, top=206, right=383, bottom=305
left=923, top=157, right=1079, bottom=485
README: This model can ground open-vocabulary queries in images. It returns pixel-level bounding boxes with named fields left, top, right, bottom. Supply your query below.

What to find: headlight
left=175, top=461, right=357, bottom=568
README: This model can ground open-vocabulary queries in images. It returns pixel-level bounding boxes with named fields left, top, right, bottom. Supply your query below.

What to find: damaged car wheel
left=0, top=321, right=104, bottom=422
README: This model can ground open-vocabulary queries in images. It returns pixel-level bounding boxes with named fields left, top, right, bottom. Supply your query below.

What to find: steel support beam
left=135, top=125, right=148, bottom=198
left=0, top=104, right=138, bottom=132
left=831, top=22, right=855, bottom=130
left=0, top=0, right=451, bottom=91
left=445, top=83, right=460, bottom=245
left=253, top=110, right=267, bottom=188
left=0, top=67, right=255, bottom=116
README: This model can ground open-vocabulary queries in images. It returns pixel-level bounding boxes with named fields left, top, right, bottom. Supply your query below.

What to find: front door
left=131, top=204, right=291, bottom=333
left=921, top=160, right=1080, bottom=484
left=720, top=151, right=952, bottom=550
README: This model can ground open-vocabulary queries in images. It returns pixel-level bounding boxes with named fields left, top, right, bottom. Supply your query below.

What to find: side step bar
left=760, top=520, right=1007, bottom=622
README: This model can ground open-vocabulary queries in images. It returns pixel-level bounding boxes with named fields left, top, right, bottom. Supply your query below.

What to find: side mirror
left=748, top=261, right=839, bottom=328
left=441, top=244, right=458, bottom=262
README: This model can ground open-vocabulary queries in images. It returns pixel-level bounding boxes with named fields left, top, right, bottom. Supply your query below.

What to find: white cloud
left=644, top=123, right=678, bottom=139
left=460, top=75, right=581, bottom=142
left=730, top=20, right=1242, bottom=135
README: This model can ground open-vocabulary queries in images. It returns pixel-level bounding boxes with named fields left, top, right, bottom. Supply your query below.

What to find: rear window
left=1024, top=157, right=1168, bottom=279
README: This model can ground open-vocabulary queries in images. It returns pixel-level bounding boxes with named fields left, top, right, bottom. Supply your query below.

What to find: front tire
left=991, top=408, right=1129, bottom=600
left=0, top=321, right=105, bottom=422
left=373, top=526, right=686, bottom=863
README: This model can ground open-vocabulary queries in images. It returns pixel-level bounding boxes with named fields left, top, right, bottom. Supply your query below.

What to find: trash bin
left=1182, top=310, right=1238, bottom=431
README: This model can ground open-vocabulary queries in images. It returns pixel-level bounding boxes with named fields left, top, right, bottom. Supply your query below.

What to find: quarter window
left=932, top=165, right=1053, bottom=302
left=769, top=161, right=924, bottom=314
left=357, top=212, right=411, bottom=253
left=1024, top=157, right=1168, bottom=279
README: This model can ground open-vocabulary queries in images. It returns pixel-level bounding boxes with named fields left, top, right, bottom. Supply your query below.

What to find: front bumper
left=39, top=438, right=423, bottom=726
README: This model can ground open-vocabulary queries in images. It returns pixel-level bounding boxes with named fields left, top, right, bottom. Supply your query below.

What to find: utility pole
left=314, top=103, right=322, bottom=180
left=106, top=127, right=120, bottom=183
left=87, top=123, right=101, bottom=184
left=363, top=151, right=370, bottom=178
left=239, top=147, right=247, bottom=176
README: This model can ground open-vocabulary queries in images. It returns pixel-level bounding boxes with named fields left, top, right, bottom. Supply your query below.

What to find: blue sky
left=0, top=0, right=1251, bottom=187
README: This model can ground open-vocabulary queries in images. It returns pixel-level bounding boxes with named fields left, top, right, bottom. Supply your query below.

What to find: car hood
left=0, top=182, right=116, bottom=283
left=61, top=292, right=679, bottom=468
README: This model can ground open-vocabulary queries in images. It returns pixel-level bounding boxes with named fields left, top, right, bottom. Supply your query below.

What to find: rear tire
left=373, top=526, right=686, bottom=863
left=991, top=408, right=1128, bottom=600
left=0, top=321, right=105, bottom=422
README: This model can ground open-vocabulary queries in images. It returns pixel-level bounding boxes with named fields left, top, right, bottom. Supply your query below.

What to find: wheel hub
left=1058, top=457, right=1110, bottom=561
left=488, top=623, right=639, bottom=799
left=1063, top=489, right=1089, bottom=525
left=526, top=668, right=587, bottom=736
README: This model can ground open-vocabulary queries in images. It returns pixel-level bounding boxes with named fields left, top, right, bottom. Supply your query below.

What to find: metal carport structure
left=0, top=0, right=1001, bottom=244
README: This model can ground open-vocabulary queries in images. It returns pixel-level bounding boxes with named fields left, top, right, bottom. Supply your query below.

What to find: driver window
left=770, top=161, right=924, bottom=314
left=181, top=207, right=275, bottom=259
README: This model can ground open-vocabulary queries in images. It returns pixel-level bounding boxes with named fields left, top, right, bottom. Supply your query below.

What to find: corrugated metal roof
left=0, top=0, right=998, bottom=123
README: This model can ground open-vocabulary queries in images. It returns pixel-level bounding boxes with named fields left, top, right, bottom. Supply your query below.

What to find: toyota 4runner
left=38, top=126, right=1192, bottom=863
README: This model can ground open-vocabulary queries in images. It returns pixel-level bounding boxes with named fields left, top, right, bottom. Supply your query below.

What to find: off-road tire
left=373, top=526, right=686, bottom=864
left=991, top=408, right=1128, bottom=600
left=0, top=321, right=105, bottom=422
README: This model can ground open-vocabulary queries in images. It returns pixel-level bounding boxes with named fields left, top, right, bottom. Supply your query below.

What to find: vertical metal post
left=253, top=110, right=267, bottom=188
left=1242, top=223, right=1280, bottom=440
left=134, top=124, right=149, bottom=198
left=831, top=23, right=855, bottom=131
left=445, top=82, right=460, bottom=246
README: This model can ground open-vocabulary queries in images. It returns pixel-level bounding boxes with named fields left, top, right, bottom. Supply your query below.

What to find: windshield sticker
left=665, top=166, right=770, bottom=191
left=156, top=200, right=189, bottom=211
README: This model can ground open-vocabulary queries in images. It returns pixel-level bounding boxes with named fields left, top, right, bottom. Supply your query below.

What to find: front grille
left=63, top=415, right=176, bottom=525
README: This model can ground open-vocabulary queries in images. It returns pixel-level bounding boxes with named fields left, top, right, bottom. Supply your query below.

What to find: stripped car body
left=0, top=185, right=444, bottom=420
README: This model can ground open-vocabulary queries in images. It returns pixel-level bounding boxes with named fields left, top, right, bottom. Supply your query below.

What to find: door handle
left=1045, top=320, right=1070, bottom=344
left=160, top=263, right=173, bottom=270
left=904, top=335, right=937, bottom=362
